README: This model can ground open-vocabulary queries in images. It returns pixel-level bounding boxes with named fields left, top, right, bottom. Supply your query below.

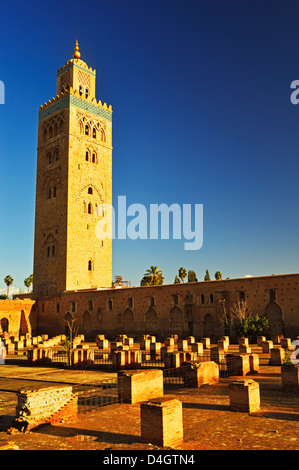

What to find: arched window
left=48, top=188, right=52, bottom=199
left=92, top=152, right=96, bottom=163
left=100, top=128, right=106, bottom=142
left=85, top=124, right=89, bottom=136
left=88, top=260, right=92, bottom=271
left=47, top=152, right=52, bottom=165
left=79, top=85, right=83, bottom=96
left=54, top=148, right=59, bottom=161
left=88, top=187, right=93, bottom=195
left=85, top=88, right=89, bottom=99
left=92, top=127, right=96, bottom=138
left=88, top=203, right=93, bottom=214
left=53, top=187, right=57, bottom=198
left=85, top=150, right=89, bottom=161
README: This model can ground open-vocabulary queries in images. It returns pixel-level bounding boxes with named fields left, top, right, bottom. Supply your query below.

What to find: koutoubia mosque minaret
left=33, top=41, right=113, bottom=298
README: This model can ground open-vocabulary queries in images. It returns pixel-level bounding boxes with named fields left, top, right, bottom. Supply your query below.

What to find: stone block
left=140, top=397, right=183, bottom=448
left=257, top=336, right=266, bottom=347
left=191, top=342, right=203, bottom=354
left=183, top=361, right=219, bottom=387
left=262, top=340, right=273, bottom=353
left=229, top=379, right=260, bottom=413
left=281, top=364, right=299, bottom=392
left=202, top=337, right=210, bottom=349
left=118, top=369, right=163, bottom=404
left=239, top=345, right=251, bottom=354
left=281, top=338, right=292, bottom=350
left=270, top=347, right=285, bottom=366
left=239, top=337, right=249, bottom=346
left=15, top=384, right=78, bottom=431
left=249, top=353, right=259, bottom=374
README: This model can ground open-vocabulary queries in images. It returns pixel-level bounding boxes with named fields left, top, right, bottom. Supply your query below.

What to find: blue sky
left=1, top=0, right=299, bottom=293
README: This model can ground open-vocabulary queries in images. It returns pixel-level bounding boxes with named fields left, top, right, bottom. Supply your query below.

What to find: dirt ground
left=0, top=348, right=298, bottom=453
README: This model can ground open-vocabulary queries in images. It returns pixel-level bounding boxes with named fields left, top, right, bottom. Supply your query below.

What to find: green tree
left=236, top=313, right=269, bottom=342
left=174, top=275, right=181, bottom=284
left=215, top=271, right=222, bottom=280
left=4, top=275, right=14, bottom=298
left=24, top=274, right=33, bottom=293
left=142, top=266, right=164, bottom=286
left=204, top=270, right=211, bottom=281
left=187, top=270, right=198, bottom=282
left=178, top=267, right=187, bottom=283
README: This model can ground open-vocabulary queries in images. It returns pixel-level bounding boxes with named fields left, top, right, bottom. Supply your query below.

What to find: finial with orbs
left=73, top=40, right=81, bottom=59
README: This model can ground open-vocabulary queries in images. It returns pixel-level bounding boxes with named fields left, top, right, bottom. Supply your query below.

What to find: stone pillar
left=281, top=364, right=299, bottom=392
left=249, top=353, right=259, bottom=374
left=239, top=345, right=251, bottom=354
left=183, top=361, right=219, bottom=387
left=218, top=339, right=229, bottom=351
left=140, top=398, right=183, bottom=448
left=112, top=350, right=127, bottom=370
left=281, top=338, right=292, bottom=350
left=165, top=352, right=180, bottom=369
left=270, top=348, right=285, bottom=365
left=234, top=354, right=251, bottom=376
left=118, top=369, right=163, bottom=404
left=165, top=337, right=175, bottom=348
left=262, top=340, right=273, bottom=353
left=229, top=379, right=260, bottom=413
left=202, top=337, right=210, bottom=349
left=191, top=342, right=203, bottom=354
left=257, top=336, right=266, bottom=347
left=178, top=340, right=188, bottom=351
left=239, top=337, right=249, bottom=346
left=140, top=339, right=151, bottom=351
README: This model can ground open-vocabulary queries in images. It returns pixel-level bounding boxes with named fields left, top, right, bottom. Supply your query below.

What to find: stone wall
left=34, top=273, right=299, bottom=339
left=15, top=384, right=78, bottom=431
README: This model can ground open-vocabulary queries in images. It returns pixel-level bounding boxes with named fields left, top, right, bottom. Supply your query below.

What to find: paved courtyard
left=0, top=349, right=298, bottom=451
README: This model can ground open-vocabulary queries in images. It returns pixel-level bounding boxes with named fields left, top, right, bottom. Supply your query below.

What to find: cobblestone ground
left=0, top=353, right=298, bottom=451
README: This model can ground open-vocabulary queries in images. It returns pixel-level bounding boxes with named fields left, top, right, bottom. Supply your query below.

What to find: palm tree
left=4, top=275, right=14, bottom=297
left=143, top=266, right=164, bottom=286
left=24, top=274, right=33, bottom=293
left=178, top=267, right=187, bottom=283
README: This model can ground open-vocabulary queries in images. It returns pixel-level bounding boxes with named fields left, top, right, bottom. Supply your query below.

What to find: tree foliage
left=141, top=266, right=164, bottom=286
left=187, top=270, right=198, bottom=282
left=235, top=313, right=269, bottom=339
left=204, top=270, right=211, bottom=281
left=178, top=267, right=187, bottom=283
left=4, top=275, right=13, bottom=297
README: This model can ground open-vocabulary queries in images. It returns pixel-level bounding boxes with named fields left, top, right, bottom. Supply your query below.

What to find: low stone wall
left=15, top=384, right=78, bottom=431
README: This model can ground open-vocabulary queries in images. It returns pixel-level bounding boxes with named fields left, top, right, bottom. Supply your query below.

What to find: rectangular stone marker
left=118, top=369, right=163, bottom=404
left=140, top=397, right=183, bottom=448
left=229, top=379, right=260, bottom=413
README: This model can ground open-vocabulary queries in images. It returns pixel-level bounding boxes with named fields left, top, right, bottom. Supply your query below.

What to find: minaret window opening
left=92, top=127, right=96, bottom=138
left=85, top=124, right=89, bottom=136
left=79, top=85, right=83, bottom=96
left=88, top=203, right=93, bottom=214
left=85, top=88, right=90, bottom=99
left=88, top=260, right=93, bottom=271
left=85, top=150, right=89, bottom=161
left=88, top=187, right=93, bottom=195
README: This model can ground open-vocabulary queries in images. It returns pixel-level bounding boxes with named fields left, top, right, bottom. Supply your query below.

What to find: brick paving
left=0, top=353, right=298, bottom=451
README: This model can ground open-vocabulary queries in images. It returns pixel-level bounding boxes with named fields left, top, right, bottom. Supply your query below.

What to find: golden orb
left=73, top=40, right=81, bottom=59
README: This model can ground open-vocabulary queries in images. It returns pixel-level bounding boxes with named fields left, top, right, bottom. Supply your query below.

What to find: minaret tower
left=33, top=41, right=113, bottom=298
